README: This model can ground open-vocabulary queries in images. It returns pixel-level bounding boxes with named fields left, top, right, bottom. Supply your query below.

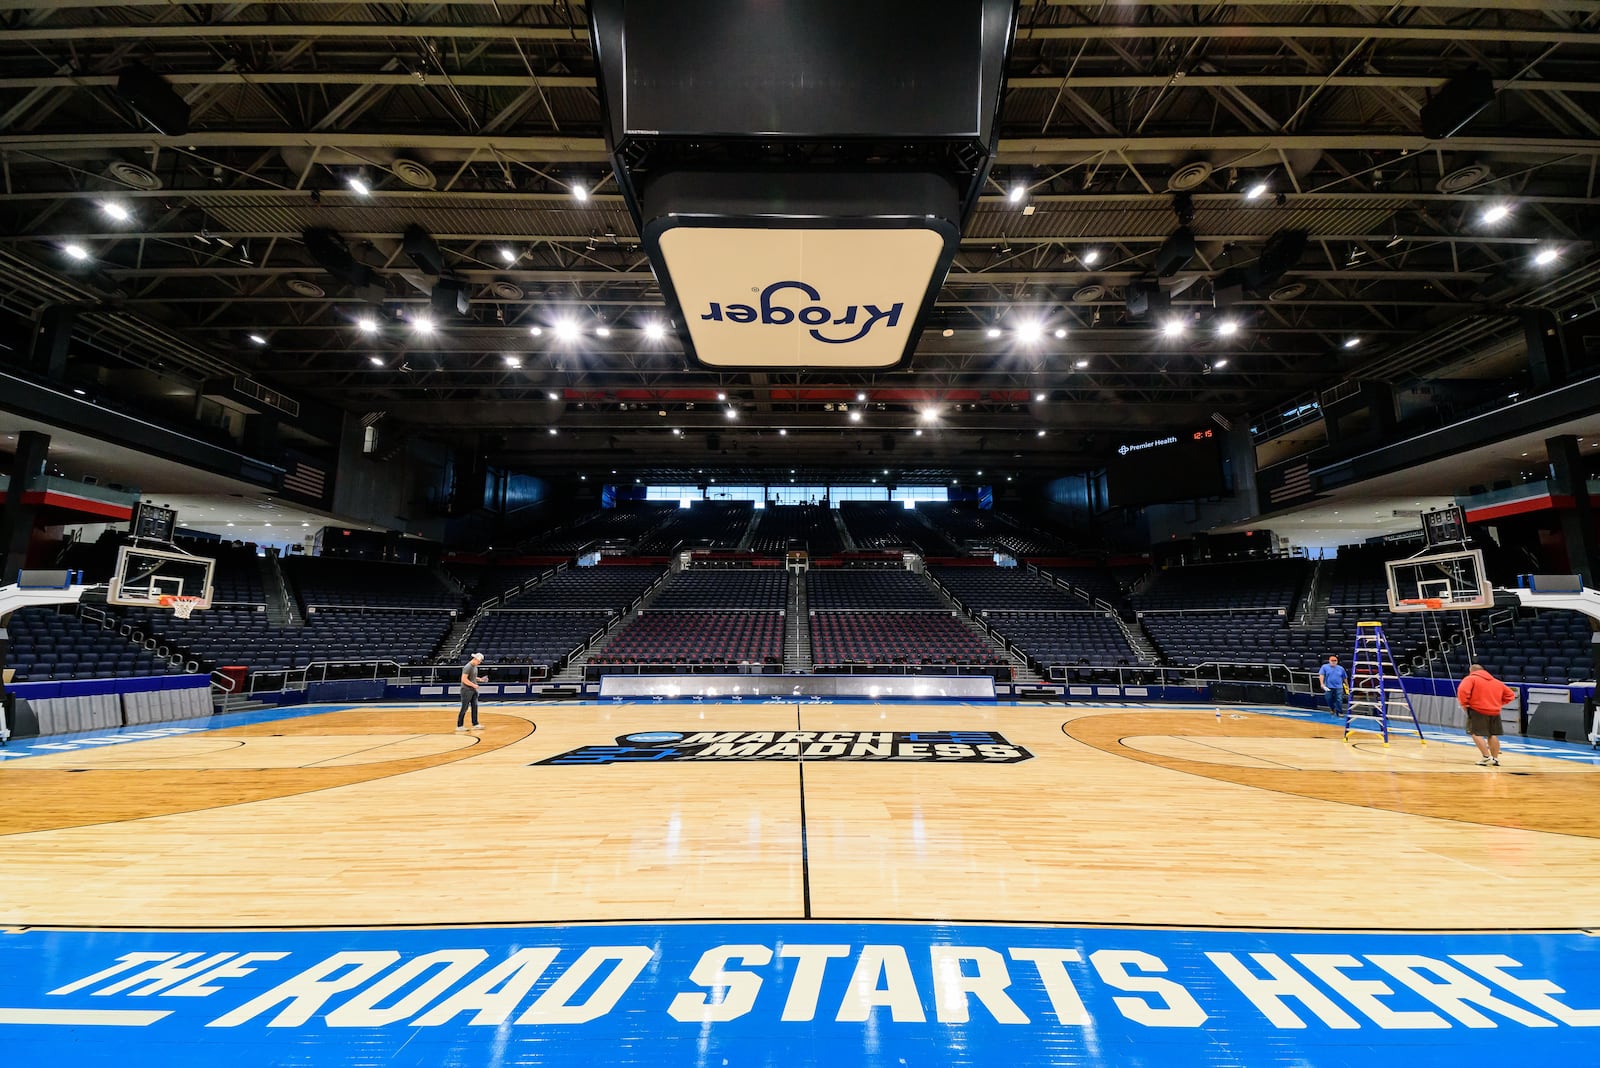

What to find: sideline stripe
left=0, top=1008, right=172, bottom=1025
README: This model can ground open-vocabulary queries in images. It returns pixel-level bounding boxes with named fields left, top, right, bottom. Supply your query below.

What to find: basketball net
left=158, top=594, right=203, bottom=619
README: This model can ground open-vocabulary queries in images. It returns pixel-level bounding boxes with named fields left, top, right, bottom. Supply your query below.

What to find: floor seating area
left=589, top=611, right=784, bottom=665
left=749, top=505, right=844, bottom=555
left=3, top=607, right=172, bottom=681
left=282, top=558, right=462, bottom=610
left=810, top=611, right=1002, bottom=667
left=807, top=569, right=948, bottom=611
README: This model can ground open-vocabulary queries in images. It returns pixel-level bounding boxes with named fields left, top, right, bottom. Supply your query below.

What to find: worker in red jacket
left=1456, top=663, right=1518, bottom=767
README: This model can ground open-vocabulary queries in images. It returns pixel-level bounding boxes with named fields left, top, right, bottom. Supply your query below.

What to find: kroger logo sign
left=701, top=281, right=903, bottom=346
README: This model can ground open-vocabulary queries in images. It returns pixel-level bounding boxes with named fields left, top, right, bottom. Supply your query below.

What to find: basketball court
left=3, top=696, right=1600, bottom=1066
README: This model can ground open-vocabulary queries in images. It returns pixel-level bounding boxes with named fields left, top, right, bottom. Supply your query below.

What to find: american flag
left=1267, top=461, right=1312, bottom=505
left=283, top=461, right=328, bottom=501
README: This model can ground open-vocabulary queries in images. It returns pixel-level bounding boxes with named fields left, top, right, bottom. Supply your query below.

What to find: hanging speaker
left=430, top=278, right=471, bottom=317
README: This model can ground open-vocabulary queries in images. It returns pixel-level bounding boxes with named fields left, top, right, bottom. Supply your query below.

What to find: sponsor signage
left=536, top=729, right=1032, bottom=765
left=4, top=922, right=1599, bottom=1067
left=656, top=226, right=950, bottom=369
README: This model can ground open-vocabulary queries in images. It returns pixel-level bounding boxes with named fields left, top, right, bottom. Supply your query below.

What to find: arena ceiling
left=2, top=0, right=1598, bottom=477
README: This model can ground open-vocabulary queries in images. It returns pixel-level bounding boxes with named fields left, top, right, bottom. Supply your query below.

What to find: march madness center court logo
left=536, top=730, right=1032, bottom=765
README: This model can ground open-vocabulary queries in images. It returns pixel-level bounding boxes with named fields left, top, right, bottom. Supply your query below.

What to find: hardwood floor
left=2, top=703, right=1597, bottom=930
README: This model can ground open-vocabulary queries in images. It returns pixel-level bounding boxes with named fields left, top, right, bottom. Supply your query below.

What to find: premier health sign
left=4, top=922, right=1600, bottom=1067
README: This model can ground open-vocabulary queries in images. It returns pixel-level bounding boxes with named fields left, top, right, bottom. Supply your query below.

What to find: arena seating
left=636, top=502, right=753, bottom=552
left=1040, top=566, right=1145, bottom=612
left=1469, top=611, right=1595, bottom=685
left=453, top=564, right=560, bottom=609
left=535, top=504, right=674, bottom=553
left=283, top=558, right=462, bottom=610
left=915, top=504, right=1030, bottom=549
left=1141, top=610, right=1309, bottom=669
left=459, top=611, right=614, bottom=672
left=928, top=565, right=1086, bottom=612
left=509, top=565, right=664, bottom=611
left=173, top=537, right=266, bottom=604
left=590, top=611, right=783, bottom=665
left=749, top=505, right=843, bottom=554
left=838, top=503, right=958, bottom=554
left=807, top=570, right=948, bottom=611
left=3, top=607, right=172, bottom=681
left=651, top=568, right=787, bottom=610
left=121, top=605, right=453, bottom=672
left=810, top=611, right=1002, bottom=667
left=1133, top=559, right=1310, bottom=612
left=983, top=611, right=1137, bottom=668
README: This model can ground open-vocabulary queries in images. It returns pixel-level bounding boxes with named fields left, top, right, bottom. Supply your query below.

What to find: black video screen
left=1106, top=430, right=1226, bottom=508
left=621, top=0, right=981, bottom=138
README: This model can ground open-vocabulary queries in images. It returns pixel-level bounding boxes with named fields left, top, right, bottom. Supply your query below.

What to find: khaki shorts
left=1465, top=711, right=1503, bottom=737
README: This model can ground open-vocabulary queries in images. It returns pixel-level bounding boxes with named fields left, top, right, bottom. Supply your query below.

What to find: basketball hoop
left=158, top=594, right=204, bottom=619
left=1400, top=597, right=1445, bottom=611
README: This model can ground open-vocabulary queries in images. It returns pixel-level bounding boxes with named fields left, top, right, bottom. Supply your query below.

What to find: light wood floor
left=2, top=702, right=1598, bottom=930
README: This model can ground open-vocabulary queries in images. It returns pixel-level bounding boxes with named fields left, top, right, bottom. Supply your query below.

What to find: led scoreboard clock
left=130, top=502, right=178, bottom=543
left=1422, top=505, right=1467, bottom=548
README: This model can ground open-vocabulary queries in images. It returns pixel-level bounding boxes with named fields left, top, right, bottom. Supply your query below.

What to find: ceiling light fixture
left=347, top=174, right=371, bottom=196
left=1217, top=319, right=1240, bottom=337
left=357, top=317, right=378, bottom=335
left=554, top=320, right=580, bottom=342
left=368, top=355, right=383, bottom=367
left=1082, top=249, right=1101, bottom=265
left=248, top=333, right=268, bottom=346
left=725, top=407, right=738, bottom=421
left=100, top=201, right=132, bottom=222
left=1008, top=184, right=1026, bottom=204
left=571, top=182, right=588, bottom=202
left=529, top=326, right=544, bottom=337
left=1343, top=336, right=1361, bottom=349
left=1162, top=318, right=1186, bottom=338
left=1245, top=181, right=1268, bottom=200
left=1075, top=359, right=1089, bottom=369
left=63, top=243, right=89, bottom=261
left=1214, top=358, right=1229, bottom=369
left=595, top=326, right=612, bottom=338
left=920, top=407, right=940, bottom=423
left=849, top=411, right=862, bottom=423
left=985, top=327, right=1002, bottom=339
left=1036, top=429, right=1047, bottom=438
left=499, top=246, right=517, bottom=264
left=644, top=321, right=666, bottom=340
left=1535, top=246, right=1561, bottom=267
left=1016, top=321, right=1044, bottom=344
left=1481, top=203, right=1511, bottom=225
left=941, top=328, right=954, bottom=338
left=547, top=391, right=560, bottom=400
left=778, top=428, right=787, bottom=436
left=503, top=354, right=522, bottom=368
left=412, top=316, right=435, bottom=336
left=1034, top=392, right=1046, bottom=402
left=1054, top=327, right=1068, bottom=339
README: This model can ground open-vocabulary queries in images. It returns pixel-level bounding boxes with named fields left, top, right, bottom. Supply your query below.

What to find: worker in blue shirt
left=1319, top=654, right=1349, bottom=719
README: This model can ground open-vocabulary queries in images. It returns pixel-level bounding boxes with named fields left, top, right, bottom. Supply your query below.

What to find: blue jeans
left=1326, top=687, right=1348, bottom=718
left=457, top=689, right=479, bottom=727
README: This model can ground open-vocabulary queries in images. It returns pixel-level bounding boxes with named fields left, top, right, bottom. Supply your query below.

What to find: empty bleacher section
left=1472, top=611, right=1596, bottom=685
left=651, top=569, right=787, bottom=610
left=807, top=569, right=948, bottom=611
left=580, top=567, right=787, bottom=673
left=459, top=612, right=614, bottom=673
left=589, top=612, right=784, bottom=667
left=1133, top=560, right=1317, bottom=673
left=636, top=502, right=753, bottom=552
left=838, top=503, right=959, bottom=554
left=173, top=537, right=265, bottom=604
left=926, top=564, right=1136, bottom=671
left=535, top=504, right=673, bottom=553
left=508, top=565, right=665, bottom=611
left=983, top=612, right=1136, bottom=669
left=120, top=606, right=453, bottom=673
left=1040, top=565, right=1146, bottom=613
left=4, top=607, right=171, bottom=681
left=1133, top=559, right=1310, bottom=612
left=810, top=612, right=1003, bottom=669
left=444, top=562, right=562, bottom=609
left=749, top=505, right=844, bottom=555
left=283, top=558, right=462, bottom=611
left=915, top=504, right=1036, bottom=551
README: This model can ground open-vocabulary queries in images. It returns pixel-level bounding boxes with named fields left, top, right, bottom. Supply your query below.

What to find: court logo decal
left=535, top=730, right=1031, bottom=765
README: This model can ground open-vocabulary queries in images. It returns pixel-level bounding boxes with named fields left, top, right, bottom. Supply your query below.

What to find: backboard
left=107, top=545, right=214, bottom=609
left=1385, top=548, right=1493, bottom=613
